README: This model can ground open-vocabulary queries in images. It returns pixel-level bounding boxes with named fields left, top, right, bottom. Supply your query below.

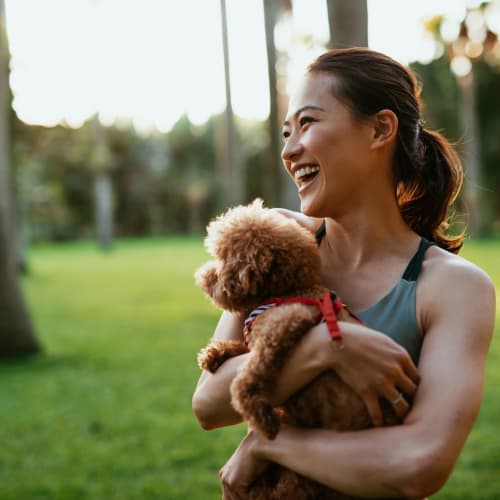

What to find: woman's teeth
left=294, top=165, right=319, bottom=182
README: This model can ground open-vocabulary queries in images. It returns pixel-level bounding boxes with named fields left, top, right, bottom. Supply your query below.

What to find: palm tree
left=91, top=117, right=114, bottom=250
left=423, top=11, right=498, bottom=236
left=218, top=0, right=244, bottom=208
left=0, top=0, right=40, bottom=357
left=263, top=0, right=298, bottom=209
left=326, top=0, right=368, bottom=49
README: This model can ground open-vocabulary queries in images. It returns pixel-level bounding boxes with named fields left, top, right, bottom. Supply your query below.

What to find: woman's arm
left=221, top=259, right=496, bottom=498
left=270, top=320, right=420, bottom=425
left=192, top=311, right=248, bottom=428
left=193, top=313, right=418, bottom=430
left=193, top=208, right=324, bottom=430
left=192, top=309, right=335, bottom=429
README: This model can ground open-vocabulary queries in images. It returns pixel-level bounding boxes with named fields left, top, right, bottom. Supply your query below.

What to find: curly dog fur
left=195, top=199, right=401, bottom=499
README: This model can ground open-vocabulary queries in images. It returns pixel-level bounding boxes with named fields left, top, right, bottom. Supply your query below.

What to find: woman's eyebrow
left=282, top=105, right=326, bottom=126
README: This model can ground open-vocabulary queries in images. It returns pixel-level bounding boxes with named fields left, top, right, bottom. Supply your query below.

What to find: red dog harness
left=243, top=291, right=348, bottom=349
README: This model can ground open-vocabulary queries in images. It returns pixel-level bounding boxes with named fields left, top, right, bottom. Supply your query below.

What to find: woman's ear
left=370, top=109, right=398, bottom=150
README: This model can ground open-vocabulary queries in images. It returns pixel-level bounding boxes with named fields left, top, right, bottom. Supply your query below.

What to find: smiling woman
left=281, top=82, right=385, bottom=219
left=192, top=47, right=496, bottom=499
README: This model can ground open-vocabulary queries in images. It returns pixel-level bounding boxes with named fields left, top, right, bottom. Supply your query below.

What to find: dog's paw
left=197, top=345, right=224, bottom=373
left=198, top=339, right=248, bottom=373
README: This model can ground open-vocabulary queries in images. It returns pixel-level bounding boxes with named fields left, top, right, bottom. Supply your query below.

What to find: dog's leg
left=197, top=339, right=248, bottom=373
left=230, top=303, right=318, bottom=439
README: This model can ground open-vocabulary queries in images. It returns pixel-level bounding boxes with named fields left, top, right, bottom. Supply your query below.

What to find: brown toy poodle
left=195, top=199, right=400, bottom=499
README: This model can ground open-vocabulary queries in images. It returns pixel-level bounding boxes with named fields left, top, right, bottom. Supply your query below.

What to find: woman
left=192, top=48, right=495, bottom=498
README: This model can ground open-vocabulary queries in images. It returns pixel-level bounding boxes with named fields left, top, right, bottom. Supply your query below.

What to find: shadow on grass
left=0, top=351, right=90, bottom=374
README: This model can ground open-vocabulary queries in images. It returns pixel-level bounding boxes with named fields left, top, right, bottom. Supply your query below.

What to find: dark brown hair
left=308, top=47, right=463, bottom=253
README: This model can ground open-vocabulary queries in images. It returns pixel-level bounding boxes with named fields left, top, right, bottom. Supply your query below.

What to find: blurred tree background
left=1, top=2, right=500, bottom=498
left=1, top=0, right=500, bottom=356
left=5, top=1, right=500, bottom=249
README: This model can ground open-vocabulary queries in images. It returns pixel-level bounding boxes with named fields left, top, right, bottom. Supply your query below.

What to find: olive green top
left=316, top=223, right=432, bottom=364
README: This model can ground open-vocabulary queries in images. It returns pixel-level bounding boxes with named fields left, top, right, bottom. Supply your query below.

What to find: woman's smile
left=293, top=164, right=320, bottom=191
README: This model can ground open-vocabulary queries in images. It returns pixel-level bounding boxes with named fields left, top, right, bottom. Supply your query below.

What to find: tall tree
left=91, top=117, right=114, bottom=250
left=458, top=69, right=482, bottom=235
left=422, top=10, right=499, bottom=236
left=262, top=0, right=281, bottom=207
left=262, top=0, right=297, bottom=209
left=0, top=0, right=40, bottom=357
left=218, top=0, right=244, bottom=208
left=326, top=0, right=368, bottom=49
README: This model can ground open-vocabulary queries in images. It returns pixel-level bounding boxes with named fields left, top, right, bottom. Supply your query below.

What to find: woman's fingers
left=397, top=374, right=418, bottom=399
left=386, top=389, right=410, bottom=419
left=402, top=354, right=420, bottom=385
left=363, top=394, right=384, bottom=427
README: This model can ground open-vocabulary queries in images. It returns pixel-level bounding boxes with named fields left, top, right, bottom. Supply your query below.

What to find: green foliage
left=411, top=58, right=461, bottom=141
left=411, top=57, right=500, bottom=233
left=476, top=60, right=500, bottom=223
left=11, top=112, right=273, bottom=242
left=0, top=237, right=498, bottom=498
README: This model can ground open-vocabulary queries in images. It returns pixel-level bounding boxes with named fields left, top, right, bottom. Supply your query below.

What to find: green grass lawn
left=0, top=236, right=498, bottom=499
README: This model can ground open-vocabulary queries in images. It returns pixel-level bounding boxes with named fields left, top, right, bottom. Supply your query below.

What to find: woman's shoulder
left=419, top=243, right=496, bottom=328
left=422, top=243, right=494, bottom=290
left=271, top=208, right=324, bottom=234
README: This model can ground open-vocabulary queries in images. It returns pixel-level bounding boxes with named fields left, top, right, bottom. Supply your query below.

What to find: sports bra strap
left=402, top=238, right=434, bottom=281
left=315, top=220, right=326, bottom=245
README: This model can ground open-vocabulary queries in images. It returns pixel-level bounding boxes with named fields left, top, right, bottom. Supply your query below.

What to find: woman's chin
left=300, top=197, right=320, bottom=217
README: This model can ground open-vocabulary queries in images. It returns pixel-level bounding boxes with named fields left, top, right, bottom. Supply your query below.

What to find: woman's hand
left=269, top=321, right=420, bottom=428
left=219, top=430, right=269, bottom=499
left=330, top=321, right=420, bottom=425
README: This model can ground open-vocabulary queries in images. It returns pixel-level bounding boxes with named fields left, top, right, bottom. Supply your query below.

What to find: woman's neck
left=321, top=204, right=418, bottom=273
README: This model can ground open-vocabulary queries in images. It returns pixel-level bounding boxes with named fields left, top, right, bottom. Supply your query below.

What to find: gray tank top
left=316, top=224, right=432, bottom=364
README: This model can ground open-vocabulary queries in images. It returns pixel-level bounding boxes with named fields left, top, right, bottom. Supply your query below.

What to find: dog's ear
left=238, top=264, right=259, bottom=296
left=194, top=261, right=219, bottom=299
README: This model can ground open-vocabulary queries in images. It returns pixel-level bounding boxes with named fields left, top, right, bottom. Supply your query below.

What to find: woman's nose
left=281, top=135, right=302, bottom=162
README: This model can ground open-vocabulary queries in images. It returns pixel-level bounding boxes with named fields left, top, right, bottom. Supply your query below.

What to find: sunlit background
left=2, top=2, right=500, bottom=498
left=7, top=0, right=499, bottom=131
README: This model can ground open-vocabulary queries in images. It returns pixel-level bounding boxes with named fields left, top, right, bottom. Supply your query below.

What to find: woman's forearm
left=257, top=423, right=443, bottom=498
left=192, top=353, right=248, bottom=429
left=192, top=310, right=248, bottom=429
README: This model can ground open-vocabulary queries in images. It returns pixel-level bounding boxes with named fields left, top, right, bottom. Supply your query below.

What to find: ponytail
left=396, top=127, right=464, bottom=254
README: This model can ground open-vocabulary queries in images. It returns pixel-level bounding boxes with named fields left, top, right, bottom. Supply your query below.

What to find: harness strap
left=244, top=291, right=346, bottom=348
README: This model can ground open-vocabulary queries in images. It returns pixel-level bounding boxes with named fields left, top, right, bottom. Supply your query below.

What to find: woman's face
left=281, top=72, right=377, bottom=218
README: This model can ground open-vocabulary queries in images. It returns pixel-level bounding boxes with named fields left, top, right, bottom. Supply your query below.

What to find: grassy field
left=0, top=236, right=498, bottom=499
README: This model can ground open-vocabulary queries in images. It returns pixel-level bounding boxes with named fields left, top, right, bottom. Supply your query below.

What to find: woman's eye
left=299, top=116, right=315, bottom=127
left=282, top=130, right=290, bottom=140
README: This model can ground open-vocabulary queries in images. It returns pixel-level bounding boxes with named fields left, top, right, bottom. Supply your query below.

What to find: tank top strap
left=315, top=220, right=326, bottom=245
left=402, top=238, right=434, bottom=281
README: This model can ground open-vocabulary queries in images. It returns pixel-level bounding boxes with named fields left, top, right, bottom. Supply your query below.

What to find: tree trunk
left=326, top=0, right=368, bottom=49
left=91, top=117, right=114, bottom=250
left=262, top=0, right=281, bottom=207
left=94, top=170, right=114, bottom=250
left=0, top=0, right=40, bottom=357
left=263, top=0, right=298, bottom=209
left=457, top=69, right=485, bottom=236
left=218, top=0, right=244, bottom=208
